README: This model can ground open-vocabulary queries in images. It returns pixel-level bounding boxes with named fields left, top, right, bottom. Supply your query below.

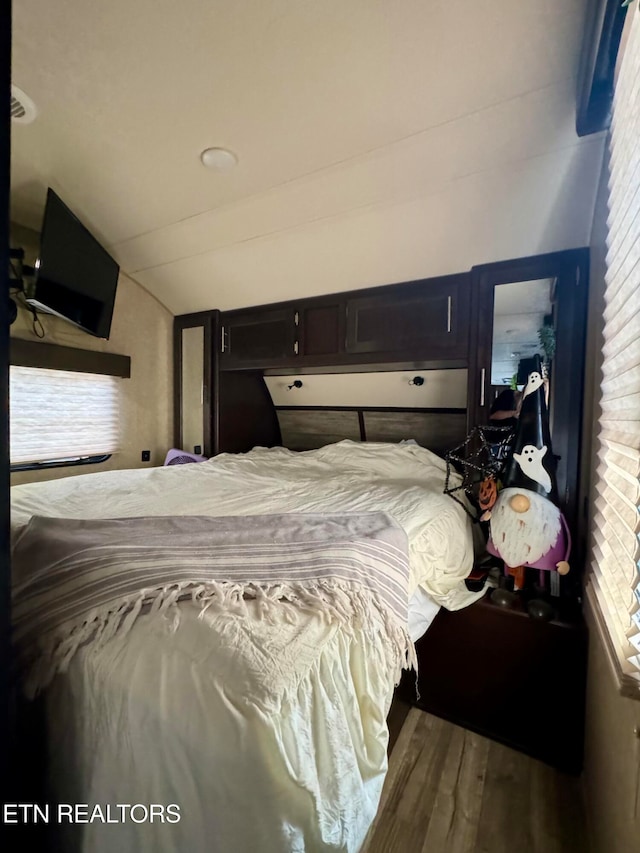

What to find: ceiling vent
left=11, top=85, right=37, bottom=124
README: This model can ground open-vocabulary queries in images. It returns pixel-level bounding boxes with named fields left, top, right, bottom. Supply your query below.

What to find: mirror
left=181, top=326, right=205, bottom=453
left=470, top=249, right=588, bottom=533
left=490, top=278, right=555, bottom=388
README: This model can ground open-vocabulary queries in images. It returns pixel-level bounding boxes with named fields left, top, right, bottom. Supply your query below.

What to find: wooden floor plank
left=529, top=756, right=588, bottom=853
left=365, top=711, right=452, bottom=853
left=420, top=725, right=489, bottom=853
left=364, top=708, right=587, bottom=853
left=474, top=738, right=535, bottom=853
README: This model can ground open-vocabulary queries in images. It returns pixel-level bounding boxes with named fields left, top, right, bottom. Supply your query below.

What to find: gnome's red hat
left=501, top=354, right=559, bottom=503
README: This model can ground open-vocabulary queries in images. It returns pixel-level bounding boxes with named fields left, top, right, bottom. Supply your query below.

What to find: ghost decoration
left=513, top=444, right=551, bottom=493
left=522, top=370, right=544, bottom=400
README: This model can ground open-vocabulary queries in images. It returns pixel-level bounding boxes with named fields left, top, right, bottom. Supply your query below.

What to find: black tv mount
left=8, top=247, right=36, bottom=325
left=9, top=247, right=36, bottom=289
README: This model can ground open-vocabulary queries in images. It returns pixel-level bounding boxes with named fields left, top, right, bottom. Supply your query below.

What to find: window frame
left=9, top=339, right=130, bottom=472
left=585, top=0, right=640, bottom=700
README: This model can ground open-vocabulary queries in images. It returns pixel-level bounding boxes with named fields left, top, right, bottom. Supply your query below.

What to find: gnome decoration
left=485, top=355, right=571, bottom=591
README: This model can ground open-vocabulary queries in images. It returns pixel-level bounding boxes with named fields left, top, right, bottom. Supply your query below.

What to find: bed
left=10, top=440, right=480, bottom=853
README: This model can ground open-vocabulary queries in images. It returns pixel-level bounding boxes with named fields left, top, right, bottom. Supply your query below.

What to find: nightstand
left=398, top=590, right=588, bottom=773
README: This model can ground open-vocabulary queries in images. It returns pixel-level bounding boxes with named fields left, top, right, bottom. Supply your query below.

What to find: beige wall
left=580, top=147, right=640, bottom=852
left=583, top=600, right=640, bottom=853
left=10, top=223, right=173, bottom=484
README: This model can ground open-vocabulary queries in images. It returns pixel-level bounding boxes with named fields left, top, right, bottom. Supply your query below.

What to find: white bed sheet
left=42, top=600, right=394, bottom=853
left=11, top=440, right=480, bottom=611
left=11, top=441, right=478, bottom=852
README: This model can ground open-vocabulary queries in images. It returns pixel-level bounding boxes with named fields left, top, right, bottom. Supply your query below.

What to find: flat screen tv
left=26, top=188, right=120, bottom=339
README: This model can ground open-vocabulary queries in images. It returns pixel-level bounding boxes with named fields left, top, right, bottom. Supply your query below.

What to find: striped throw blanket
left=12, top=512, right=415, bottom=697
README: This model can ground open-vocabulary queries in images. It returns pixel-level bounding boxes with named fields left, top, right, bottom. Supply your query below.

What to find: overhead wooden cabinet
left=217, top=273, right=471, bottom=371
left=220, top=307, right=297, bottom=368
left=345, top=274, right=469, bottom=359
left=298, top=300, right=344, bottom=359
left=220, top=301, right=344, bottom=369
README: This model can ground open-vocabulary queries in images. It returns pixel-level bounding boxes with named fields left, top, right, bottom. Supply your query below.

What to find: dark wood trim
left=386, top=693, right=412, bottom=756
left=173, top=320, right=182, bottom=449
left=264, top=359, right=468, bottom=376
left=1, top=0, right=11, bottom=808
left=173, top=311, right=217, bottom=456
left=470, top=247, right=590, bottom=284
left=276, top=405, right=467, bottom=415
left=357, top=410, right=366, bottom=441
left=10, top=338, right=131, bottom=377
left=222, top=346, right=470, bottom=373
left=552, top=251, right=590, bottom=547
left=217, top=370, right=281, bottom=454
left=576, top=0, right=629, bottom=137
left=210, top=311, right=220, bottom=457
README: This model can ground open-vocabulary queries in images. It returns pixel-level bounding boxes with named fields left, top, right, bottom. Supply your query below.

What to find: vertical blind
left=10, top=366, right=120, bottom=465
left=589, top=1, right=640, bottom=688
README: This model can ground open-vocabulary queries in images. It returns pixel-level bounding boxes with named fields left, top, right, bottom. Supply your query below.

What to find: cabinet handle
left=221, top=326, right=227, bottom=353
left=480, top=368, right=486, bottom=407
left=447, top=296, right=452, bottom=333
left=294, top=340, right=299, bottom=355
left=294, top=311, right=299, bottom=326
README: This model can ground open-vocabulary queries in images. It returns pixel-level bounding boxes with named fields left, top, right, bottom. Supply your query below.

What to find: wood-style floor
left=363, top=708, right=588, bottom=853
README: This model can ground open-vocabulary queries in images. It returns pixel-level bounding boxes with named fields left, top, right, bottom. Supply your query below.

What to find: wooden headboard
left=263, top=369, right=467, bottom=456
left=274, top=407, right=465, bottom=455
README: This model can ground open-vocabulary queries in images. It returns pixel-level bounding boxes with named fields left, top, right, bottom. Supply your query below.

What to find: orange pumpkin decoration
left=478, top=476, right=498, bottom=511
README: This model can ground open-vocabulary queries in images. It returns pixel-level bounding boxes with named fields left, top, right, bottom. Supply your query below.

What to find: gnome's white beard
left=490, top=488, right=561, bottom=567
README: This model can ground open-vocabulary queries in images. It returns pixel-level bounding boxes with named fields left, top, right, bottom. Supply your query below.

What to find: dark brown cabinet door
left=299, top=302, right=343, bottom=358
left=466, top=249, right=589, bottom=536
left=345, top=274, right=469, bottom=359
left=402, top=595, right=587, bottom=773
left=173, top=311, right=217, bottom=456
left=220, top=307, right=297, bottom=368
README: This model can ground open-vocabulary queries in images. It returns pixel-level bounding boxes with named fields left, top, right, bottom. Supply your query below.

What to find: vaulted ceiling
left=10, top=0, right=604, bottom=314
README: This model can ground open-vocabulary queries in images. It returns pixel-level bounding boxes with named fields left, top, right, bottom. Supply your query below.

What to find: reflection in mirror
left=491, top=278, right=555, bottom=390
left=181, top=326, right=205, bottom=453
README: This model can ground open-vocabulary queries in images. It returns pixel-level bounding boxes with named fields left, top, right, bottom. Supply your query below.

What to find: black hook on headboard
left=287, top=380, right=303, bottom=390
left=409, top=376, right=424, bottom=386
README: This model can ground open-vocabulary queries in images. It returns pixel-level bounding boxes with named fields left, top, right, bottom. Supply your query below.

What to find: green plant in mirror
left=538, top=324, right=556, bottom=363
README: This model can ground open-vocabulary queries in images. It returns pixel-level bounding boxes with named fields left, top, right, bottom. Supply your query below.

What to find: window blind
left=588, top=1, right=640, bottom=691
left=10, top=366, right=120, bottom=465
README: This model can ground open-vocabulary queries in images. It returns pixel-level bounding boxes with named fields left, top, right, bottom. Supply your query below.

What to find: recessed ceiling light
left=200, top=147, right=238, bottom=171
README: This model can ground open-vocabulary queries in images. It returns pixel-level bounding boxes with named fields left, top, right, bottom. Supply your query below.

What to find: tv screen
left=27, top=189, right=120, bottom=339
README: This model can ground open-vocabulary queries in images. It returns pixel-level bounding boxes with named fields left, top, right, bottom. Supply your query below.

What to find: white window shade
left=10, top=366, right=121, bottom=465
left=588, top=2, right=640, bottom=692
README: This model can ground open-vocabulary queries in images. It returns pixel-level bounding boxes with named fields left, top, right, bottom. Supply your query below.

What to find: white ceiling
left=10, top=0, right=605, bottom=314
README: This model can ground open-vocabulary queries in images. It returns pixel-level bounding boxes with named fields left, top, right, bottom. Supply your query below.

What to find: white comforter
left=42, top=601, right=394, bottom=853
left=10, top=441, right=478, bottom=853
left=11, top=440, right=477, bottom=610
